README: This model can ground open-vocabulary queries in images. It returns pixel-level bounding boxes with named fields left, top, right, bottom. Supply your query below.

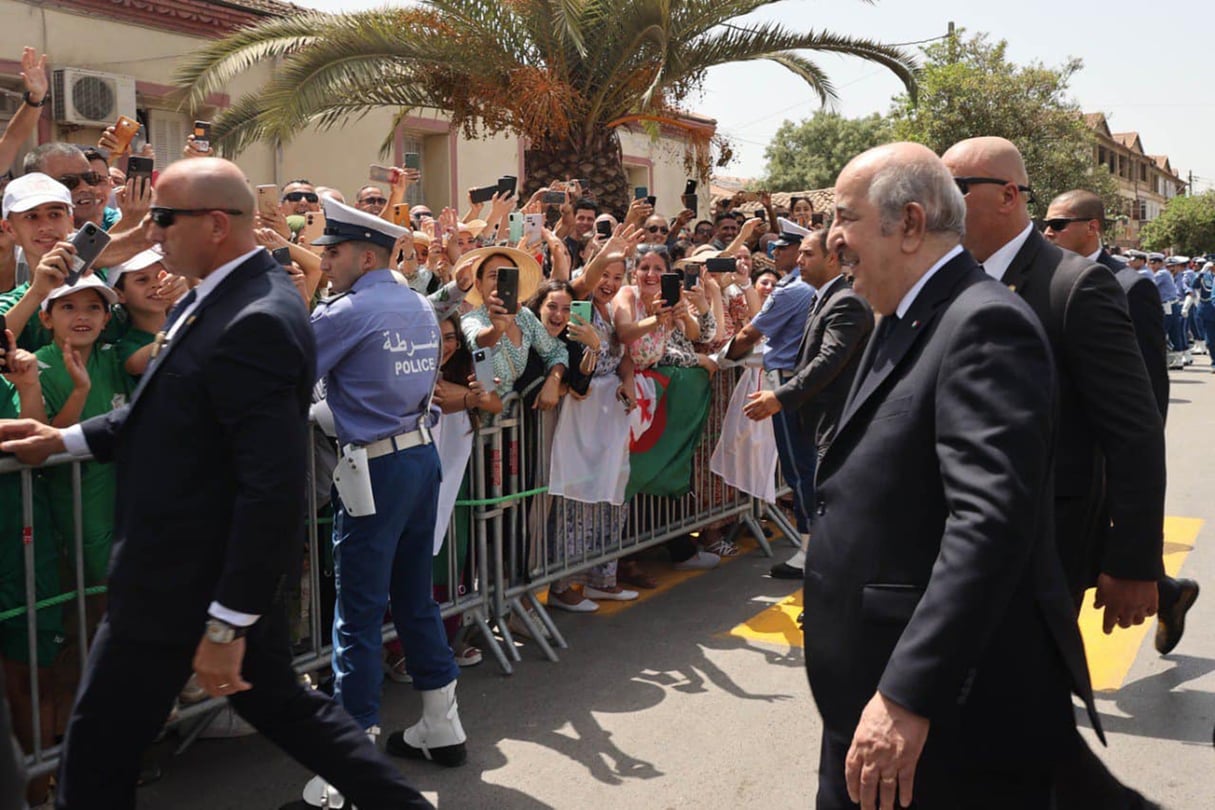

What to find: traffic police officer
left=302, top=198, right=465, bottom=808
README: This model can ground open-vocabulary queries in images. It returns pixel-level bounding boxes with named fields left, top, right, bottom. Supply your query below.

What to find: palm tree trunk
left=524, top=126, right=631, bottom=216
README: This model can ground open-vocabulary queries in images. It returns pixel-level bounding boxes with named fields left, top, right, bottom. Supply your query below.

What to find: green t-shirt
left=113, top=327, right=156, bottom=368
left=36, top=341, right=135, bottom=584
left=0, top=273, right=128, bottom=352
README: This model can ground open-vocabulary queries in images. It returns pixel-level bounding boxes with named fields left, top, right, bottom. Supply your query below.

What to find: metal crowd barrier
left=0, top=363, right=804, bottom=780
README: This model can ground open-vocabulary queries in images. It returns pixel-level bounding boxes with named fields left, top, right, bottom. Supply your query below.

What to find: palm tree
left=175, top=0, right=917, bottom=211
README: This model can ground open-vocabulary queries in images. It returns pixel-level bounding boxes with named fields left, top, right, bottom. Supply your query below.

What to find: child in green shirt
left=107, top=247, right=171, bottom=375
left=34, top=276, right=133, bottom=585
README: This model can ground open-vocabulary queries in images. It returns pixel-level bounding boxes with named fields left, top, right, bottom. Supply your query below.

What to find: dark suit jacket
left=1097, top=251, right=1169, bottom=420
left=804, top=249, right=1100, bottom=774
left=81, top=249, right=316, bottom=644
left=773, top=274, right=873, bottom=453
left=1003, top=231, right=1166, bottom=591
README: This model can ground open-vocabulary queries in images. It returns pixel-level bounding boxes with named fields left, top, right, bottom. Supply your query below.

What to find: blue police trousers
left=331, top=443, right=459, bottom=729
left=772, top=404, right=817, bottom=534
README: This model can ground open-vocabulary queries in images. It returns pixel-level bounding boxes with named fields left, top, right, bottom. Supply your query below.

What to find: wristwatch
left=22, top=91, right=47, bottom=108
left=205, top=617, right=248, bottom=644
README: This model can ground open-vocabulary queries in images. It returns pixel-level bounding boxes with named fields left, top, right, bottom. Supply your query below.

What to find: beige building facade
left=1, top=0, right=714, bottom=216
left=1084, top=112, right=1187, bottom=248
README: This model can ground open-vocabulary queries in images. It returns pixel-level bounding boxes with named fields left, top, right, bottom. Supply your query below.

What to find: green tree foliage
left=762, top=112, right=891, bottom=191
left=888, top=30, right=1118, bottom=218
left=1141, top=192, right=1215, bottom=254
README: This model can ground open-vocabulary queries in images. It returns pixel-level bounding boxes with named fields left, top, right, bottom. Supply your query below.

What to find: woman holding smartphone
left=546, top=248, right=639, bottom=610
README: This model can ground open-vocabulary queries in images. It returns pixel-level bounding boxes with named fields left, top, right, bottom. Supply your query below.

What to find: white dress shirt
left=895, top=245, right=964, bottom=319
left=980, top=223, right=1034, bottom=283
left=61, top=247, right=266, bottom=627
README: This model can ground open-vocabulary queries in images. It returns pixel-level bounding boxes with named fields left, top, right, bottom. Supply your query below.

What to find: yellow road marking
left=727, top=517, right=1204, bottom=694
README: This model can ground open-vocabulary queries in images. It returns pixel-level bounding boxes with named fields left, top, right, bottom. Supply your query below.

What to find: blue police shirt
left=311, top=268, right=441, bottom=447
left=1153, top=269, right=1179, bottom=303
left=749, top=268, right=815, bottom=372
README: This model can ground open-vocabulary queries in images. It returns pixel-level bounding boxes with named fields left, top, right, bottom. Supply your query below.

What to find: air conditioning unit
left=52, top=68, right=136, bottom=127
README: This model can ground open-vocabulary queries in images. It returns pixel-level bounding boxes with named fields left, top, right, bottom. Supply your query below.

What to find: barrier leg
left=734, top=511, right=773, bottom=557
left=761, top=501, right=800, bottom=546
left=471, top=609, right=512, bottom=676
left=508, top=596, right=558, bottom=663
left=523, top=590, right=566, bottom=651
left=174, top=703, right=227, bottom=755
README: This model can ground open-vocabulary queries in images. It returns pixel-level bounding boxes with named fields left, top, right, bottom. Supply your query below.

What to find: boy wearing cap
left=107, top=247, right=172, bottom=375
left=35, top=275, right=133, bottom=585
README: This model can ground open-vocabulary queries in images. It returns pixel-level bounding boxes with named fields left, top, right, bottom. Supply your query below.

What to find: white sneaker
left=1183, top=350, right=1194, bottom=365
left=303, top=775, right=344, bottom=808
left=673, top=550, right=721, bottom=571
left=583, top=586, right=640, bottom=601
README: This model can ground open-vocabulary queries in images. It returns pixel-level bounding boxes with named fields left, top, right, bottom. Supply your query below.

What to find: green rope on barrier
left=0, top=585, right=108, bottom=623
left=454, top=486, right=549, bottom=507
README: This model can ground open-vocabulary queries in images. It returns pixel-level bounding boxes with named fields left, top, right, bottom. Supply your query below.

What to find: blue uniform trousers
left=331, top=443, right=459, bottom=729
left=771, top=374, right=817, bottom=534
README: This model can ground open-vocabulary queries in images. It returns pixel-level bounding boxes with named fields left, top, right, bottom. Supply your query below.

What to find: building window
left=400, top=132, right=425, bottom=207
left=1098, top=147, right=1106, bottom=165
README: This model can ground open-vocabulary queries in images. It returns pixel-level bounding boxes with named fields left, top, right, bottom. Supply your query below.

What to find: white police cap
left=311, top=197, right=408, bottom=250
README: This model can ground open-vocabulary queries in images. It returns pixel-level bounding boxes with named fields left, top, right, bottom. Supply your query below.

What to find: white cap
left=41, top=273, right=119, bottom=312
left=311, top=196, right=408, bottom=250
left=108, top=246, right=165, bottom=287
left=776, top=216, right=812, bottom=238
left=3, top=173, right=73, bottom=219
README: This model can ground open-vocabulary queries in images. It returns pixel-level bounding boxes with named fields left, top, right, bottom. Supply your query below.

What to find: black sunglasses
left=360, top=196, right=388, bottom=207
left=282, top=191, right=319, bottom=203
left=56, top=171, right=107, bottom=190
left=637, top=244, right=669, bottom=254
left=149, top=206, right=244, bottom=227
left=953, top=176, right=1036, bottom=202
left=1041, top=217, right=1092, bottom=232
left=647, top=225, right=670, bottom=234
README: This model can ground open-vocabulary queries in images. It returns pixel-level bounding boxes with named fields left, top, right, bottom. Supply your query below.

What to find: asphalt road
left=137, top=360, right=1215, bottom=810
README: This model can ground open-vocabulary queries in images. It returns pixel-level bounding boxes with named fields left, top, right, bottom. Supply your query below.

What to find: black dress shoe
left=769, top=562, right=803, bottom=580
left=1155, top=578, right=1200, bottom=655
left=386, top=729, right=467, bottom=767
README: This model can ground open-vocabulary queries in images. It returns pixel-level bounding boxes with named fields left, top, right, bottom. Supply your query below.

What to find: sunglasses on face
left=953, top=176, right=1036, bottom=202
left=149, top=206, right=244, bottom=227
left=57, top=171, right=107, bottom=190
left=1041, top=217, right=1091, bottom=232
left=360, top=196, right=388, bottom=207
left=282, top=191, right=319, bottom=203
left=637, top=244, right=669, bottom=255
left=647, top=226, right=669, bottom=234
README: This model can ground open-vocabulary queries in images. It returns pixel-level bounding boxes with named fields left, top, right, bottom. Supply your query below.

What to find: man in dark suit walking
left=805, top=142, right=1098, bottom=810
left=742, top=227, right=873, bottom=579
left=943, top=137, right=1166, bottom=809
left=1042, top=188, right=1199, bottom=656
left=0, top=158, right=431, bottom=809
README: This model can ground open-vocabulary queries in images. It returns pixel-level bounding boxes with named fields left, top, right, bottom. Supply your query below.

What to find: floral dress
left=461, top=305, right=569, bottom=396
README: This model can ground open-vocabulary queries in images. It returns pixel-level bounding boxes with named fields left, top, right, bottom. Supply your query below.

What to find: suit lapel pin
left=150, top=331, right=167, bottom=359
left=1008, top=284, right=1017, bottom=292
left=911, top=319, right=920, bottom=329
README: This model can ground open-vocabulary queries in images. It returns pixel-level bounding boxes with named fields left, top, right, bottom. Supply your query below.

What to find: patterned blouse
left=462, top=305, right=569, bottom=396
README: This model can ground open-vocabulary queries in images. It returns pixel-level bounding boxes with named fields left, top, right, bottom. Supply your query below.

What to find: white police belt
left=360, top=425, right=433, bottom=460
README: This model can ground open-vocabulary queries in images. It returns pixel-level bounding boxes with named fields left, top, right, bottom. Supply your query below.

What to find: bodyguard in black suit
left=944, top=140, right=1166, bottom=810
left=0, top=159, right=430, bottom=809
left=805, top=143, right=1097, bottom=810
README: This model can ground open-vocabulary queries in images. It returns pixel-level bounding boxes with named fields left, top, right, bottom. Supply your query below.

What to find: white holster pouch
left=333, top=445, right=376, bottom=517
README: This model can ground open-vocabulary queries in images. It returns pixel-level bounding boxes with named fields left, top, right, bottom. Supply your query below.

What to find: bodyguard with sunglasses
left=944, top=137, right=1165, bottom=810
left=281, top=178, right=321, bottom=215
left=0, top=158, right=433, bottom=809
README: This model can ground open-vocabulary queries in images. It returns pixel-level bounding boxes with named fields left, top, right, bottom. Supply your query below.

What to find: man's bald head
left=157, top=158, right=256, bottom=218
left=941, top=137, right=1034, bottom=263
left=148, top=158, right=258, bottom=279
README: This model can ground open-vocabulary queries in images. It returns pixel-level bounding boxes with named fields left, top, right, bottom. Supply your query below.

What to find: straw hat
left=463, top=219, right=489, bottom=239
left=457, top=246, right=543, bottom=308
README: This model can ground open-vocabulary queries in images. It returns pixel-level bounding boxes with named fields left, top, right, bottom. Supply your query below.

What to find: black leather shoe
left=1155, top=578, right=1199, bottom=655
left=386, top=729, right=467, bottom=767
left=769, top=562, right=803, bottom=580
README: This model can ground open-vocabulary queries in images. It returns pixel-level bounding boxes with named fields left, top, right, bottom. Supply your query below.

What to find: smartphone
left=681, top=193, right=698, bottom=216
left=495, top=266, right=519, bottom=315
left=369, top=164, right=395, bottom=183
left=645, top=195, right=657, bottom=208
left=705, top=257, right=737, bottom=274
left=403, top=152, right=421, bottom=170
left=112, top=115, right=141, bottom=153
left=389, top=203, right=410, bottom=227
left=595, top=220, right=612, bottom=238
left=684, top=179, right=698, bottom=195
left=660, top=273, right=681, bottom=308
left=634, top=186, right=649, bottom=200
left=0, top=314, right=8, bottom=373
left=498, top=175, right=517, bottom=199
left=523, top=212, right=543, bottom=246
left=473, top=348, right=495, bottom=389
left=126, top=155, right=153, bottom=183
left=508, top=212, right=523, bottom=243
left=469, top=185, right=498, bottom=204
left=682, top=267, right=703, bottom=291
left=271, top=247, right=293, bottom=267
left=541, top=190, right=567, bottom=205
left=811, top=212, right=825, bottom=227
left=300, top=211, right=326, bottom=248
left=570, top=300, right=592, bottom=325
left=67, top=222, right=112, bottom=285
left=257, top=184, right=279, bottom=218
left=192, top=120, right=211, bottom=152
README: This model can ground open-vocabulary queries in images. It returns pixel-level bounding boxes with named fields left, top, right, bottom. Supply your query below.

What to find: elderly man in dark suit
left=943, top=137, right=1166, bottom=810
left=0, top=158, right=431, bottom=809
left=805, top=142, right=1097, bottom=810
left=1042, top=188, right=1199, bottom=655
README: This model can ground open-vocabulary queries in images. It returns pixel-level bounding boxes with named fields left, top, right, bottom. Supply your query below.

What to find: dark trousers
left=815, top=729, right=1055, bottom=809
left=55, top=608, right=431, bottom=810
left=772, top=395, right=816, bottom=534
left=1164, top=303, right=1186, bottom=351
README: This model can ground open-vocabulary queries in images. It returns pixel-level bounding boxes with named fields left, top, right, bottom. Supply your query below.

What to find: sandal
left=703, top=538, right=741, bottom=557
left=453, top=642, right=483, bottom=667
left=382, top=649, right=412, bottom=684
left=618, top=561, right=660, bottom=589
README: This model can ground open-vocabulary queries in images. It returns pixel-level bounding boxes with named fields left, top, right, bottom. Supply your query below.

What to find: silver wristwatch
left=205, top=617, right=247, bottom=644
